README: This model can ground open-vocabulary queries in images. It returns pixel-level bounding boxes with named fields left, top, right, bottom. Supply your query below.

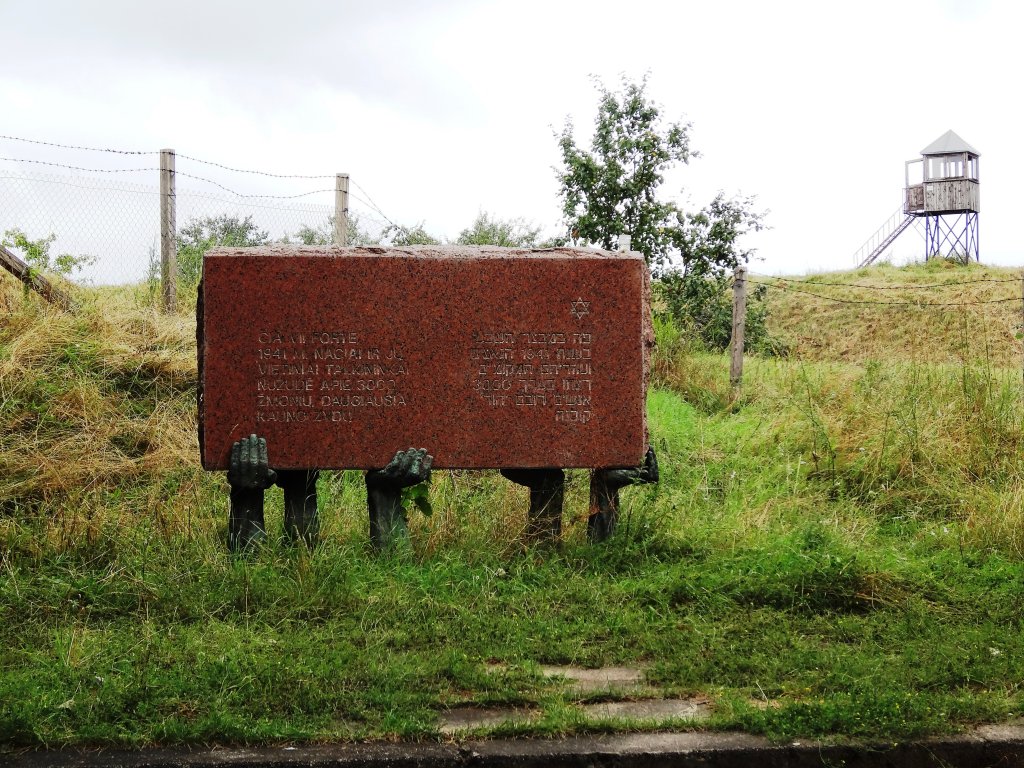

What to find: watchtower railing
left=905, top=184, right=924, bottom=213
left=852, top=203, right=910, bottom=267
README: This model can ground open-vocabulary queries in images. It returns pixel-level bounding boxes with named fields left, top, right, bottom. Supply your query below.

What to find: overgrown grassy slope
left=2, top=261, right=1024, bottom=747
left=763, top=259, right=1021, bottom=365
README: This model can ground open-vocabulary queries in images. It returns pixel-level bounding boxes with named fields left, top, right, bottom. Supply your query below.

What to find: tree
left=556, top=76, right=696, bottom=272
left=456, top=211, right=540, bottom=248
left=287, top=215, right=438, bottom=248
left=2, top=228, right=94, bottom=277
left=556, top=76, right=771, bottom=352
left=385, top=223, right=440, bottom=246
left=286, top=212, right=379, bottom=247
left=176, top=214, right=270, bottom=287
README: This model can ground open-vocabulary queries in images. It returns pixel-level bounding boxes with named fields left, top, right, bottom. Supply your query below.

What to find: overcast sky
left=0, top=0, right=1019, bottom=277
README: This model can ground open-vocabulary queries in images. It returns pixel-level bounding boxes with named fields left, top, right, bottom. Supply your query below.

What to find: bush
left=2, top=228, right=95, bottom=279
left=656, top=271, right=784, bottom=356
left=176, top=214, right=269, bottom=288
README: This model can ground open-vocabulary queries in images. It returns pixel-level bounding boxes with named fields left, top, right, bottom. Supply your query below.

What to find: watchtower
left=905, top=130, right=980, bottom=262
left=854, top=130, right=980, bottom=266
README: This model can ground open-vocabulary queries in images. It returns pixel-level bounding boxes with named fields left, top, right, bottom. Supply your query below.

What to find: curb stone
left=3, top=725, right=1024, bottom=768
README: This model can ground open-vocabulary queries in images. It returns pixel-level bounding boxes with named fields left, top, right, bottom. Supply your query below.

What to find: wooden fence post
left=334, top=173, right=350, bottom=246
left=0, top=243, right=75, bottom=310
left=730, top=266, right=747, bottom=388
left=160, top=148, right=176, bottom=312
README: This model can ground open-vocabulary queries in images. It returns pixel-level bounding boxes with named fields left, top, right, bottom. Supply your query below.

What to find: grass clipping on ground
left=2, top=262, right=1024, bottom=747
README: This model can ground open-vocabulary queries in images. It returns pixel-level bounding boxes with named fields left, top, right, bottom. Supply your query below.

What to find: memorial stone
left=198, top=245, right=651, bottom=470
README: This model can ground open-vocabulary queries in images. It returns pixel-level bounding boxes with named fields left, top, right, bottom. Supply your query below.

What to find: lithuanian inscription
left=255, top=330, right=409, bottom=424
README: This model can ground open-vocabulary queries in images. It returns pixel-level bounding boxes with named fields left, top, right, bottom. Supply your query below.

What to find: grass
left=762, top=258, right=1022, bottom=366
left=2, top=261, right=1024, bottom=748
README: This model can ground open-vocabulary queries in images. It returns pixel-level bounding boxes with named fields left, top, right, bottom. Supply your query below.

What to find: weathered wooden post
left=0, top=243, right=75, bottom=310
left=730, top=266, right=747, bottom=388
left=159, top=148, right=176, bottom=311
left=334, top=173, right=350, bottom=246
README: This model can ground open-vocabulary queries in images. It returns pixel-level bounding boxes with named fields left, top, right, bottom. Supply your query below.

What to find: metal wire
left=176, top=153, right=333, bottom=180
left=0, top=134, right=156, bottom=155
left=751, top=278, right=1021, bottom=307
left=174, top=171, right=332, bottom=200
left=0, top=157, right=155, bottom=173
left=779, top=276, right=1021, bottom=291
left=0, top=170, right=160, bottom=285
left=351, top=179, right=399, bottom=228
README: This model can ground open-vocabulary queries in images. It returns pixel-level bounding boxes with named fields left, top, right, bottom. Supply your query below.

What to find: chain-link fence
left=0, top=136, right=395, bottom=298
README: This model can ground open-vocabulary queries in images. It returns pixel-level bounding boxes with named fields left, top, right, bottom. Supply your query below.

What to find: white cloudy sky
left=0, top=0, right=1019, bottom=277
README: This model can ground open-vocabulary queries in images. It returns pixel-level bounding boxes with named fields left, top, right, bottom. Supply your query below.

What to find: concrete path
left=6, top=724, right=1024, bottom=768
left=440, top=664, right=709, bottom=734
left=8, top=665, right=1024, bottom=766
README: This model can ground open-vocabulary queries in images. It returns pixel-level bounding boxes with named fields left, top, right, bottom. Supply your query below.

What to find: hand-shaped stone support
left=588, top=446, right=659, bottom=542
left=365, top=448, right=433, bottom=550
left=500, top=468, right=565, bottom=543
left=276, top=469, right=320, bottom=548
left=226, top=434, right=278, bottom=552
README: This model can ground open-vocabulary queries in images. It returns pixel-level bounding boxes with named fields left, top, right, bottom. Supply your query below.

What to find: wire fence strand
left=2, top=135, right=1018, bottom=319
left=751, top=278, right=1021, bottom=308
left=773, top=276, right=1021, bottom=291
left=0, top=141, right=405, bottom=289
left=176, top=153, right=333, bottom=180
left=0, top=134, right=156, bottom=155
left=0, top=157, right=157, bottom=174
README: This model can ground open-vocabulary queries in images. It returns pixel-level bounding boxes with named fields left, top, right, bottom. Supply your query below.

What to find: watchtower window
left=967, top=156, right=979, bottom=180
left=927, top=155, right=962, bottom=180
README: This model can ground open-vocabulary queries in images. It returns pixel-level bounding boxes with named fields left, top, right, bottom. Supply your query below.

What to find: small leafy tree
left=177, top=214, right=269, bottom=287
left=556, top=76, right=695, bottom=271
left=288, top=221, right=332, bottom=246
left=456, top=211, right=540, bottom=247
left=556, top=76, right=773, bottom=352
left=385, top=223, right=440, bottom=246
left=2, top=228, right=95, bottom=278
left=286, top=215, right=437, bottom=248
left=286, top=213, right=379, bottom=246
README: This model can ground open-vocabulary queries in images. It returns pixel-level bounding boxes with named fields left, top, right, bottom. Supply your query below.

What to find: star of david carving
left=570, top=297, right=591, bottom=321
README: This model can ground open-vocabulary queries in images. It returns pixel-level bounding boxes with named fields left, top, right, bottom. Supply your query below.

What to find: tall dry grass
left=0, top=279, right=583, bottom=558
left=0, top=280, right=215, bottom=552
left=648, top=260, right=1024, bottom=558
left=764, top=260, right=1022, bottom=366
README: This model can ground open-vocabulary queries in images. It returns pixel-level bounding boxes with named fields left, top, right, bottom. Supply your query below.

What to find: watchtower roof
left=921, top=130, right=979, bottom=157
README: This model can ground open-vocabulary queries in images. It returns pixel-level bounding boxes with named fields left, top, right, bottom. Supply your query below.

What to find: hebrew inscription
left=470, top=330, right=594, bottom=424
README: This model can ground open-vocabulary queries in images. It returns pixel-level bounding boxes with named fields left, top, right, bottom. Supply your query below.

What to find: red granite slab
left=198, top=246, right=651, bottom=470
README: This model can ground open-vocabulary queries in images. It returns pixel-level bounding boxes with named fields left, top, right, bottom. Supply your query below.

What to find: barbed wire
left=751, top=278, right=1021, bottom=307
left=0, top=134, right=155, bottom=155
left=180, top=189, right=332, bottom=215
left=772, top=276, right=1021, bottom=291
left=0, top=157, right=155, bottom=174
left=0, top=136, right=407, bottom=227
left=0, top=160, right=335, bottom=200
left=0, top=172, right=160, bottom=197
left=176, top=154, right=333, bottom=180
left=175, top=171, right=332, bottom=200
left=351, top=180, right=399, bottom=229
left=0, top=159, right=336, bottom=200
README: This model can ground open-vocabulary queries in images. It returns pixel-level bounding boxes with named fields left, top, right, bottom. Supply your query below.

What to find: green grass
left=3, top=271, right=1024, bottom=747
